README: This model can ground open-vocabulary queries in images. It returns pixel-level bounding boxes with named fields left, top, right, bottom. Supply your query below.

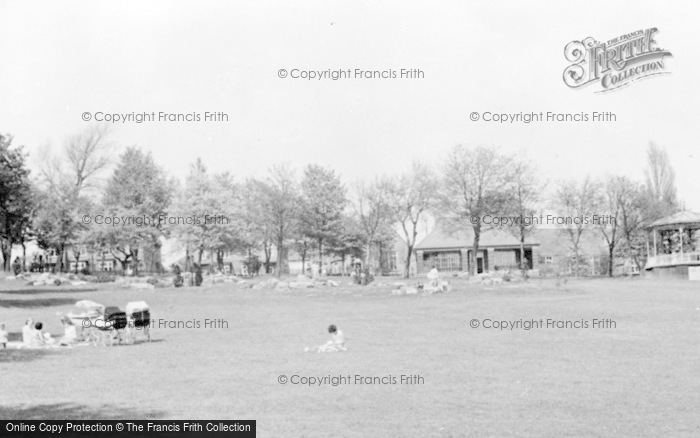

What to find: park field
left=0, top=275, right=699, bottom=437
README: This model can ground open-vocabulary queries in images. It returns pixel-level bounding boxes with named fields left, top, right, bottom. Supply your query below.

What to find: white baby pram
left=125, top=301, right=151, bottom=343
left=66, top=300, right=115, bottom=346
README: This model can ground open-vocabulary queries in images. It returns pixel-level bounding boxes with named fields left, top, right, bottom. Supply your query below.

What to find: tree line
left=0, top=125, right=681, bottom=278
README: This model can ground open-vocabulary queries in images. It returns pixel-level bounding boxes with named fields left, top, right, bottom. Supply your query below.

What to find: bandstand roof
left=647, top=211, right=700, bottom=229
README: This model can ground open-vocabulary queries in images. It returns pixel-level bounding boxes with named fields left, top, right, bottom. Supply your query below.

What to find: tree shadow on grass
left=7, top=331, right=23, bottom=342
left=0, top=348, right=59, bottom=363
left=0, top=402, right=167, bottom=420
left=0, top=298, right=80, bottom=308
left=0, top=288, right=99, bottom=295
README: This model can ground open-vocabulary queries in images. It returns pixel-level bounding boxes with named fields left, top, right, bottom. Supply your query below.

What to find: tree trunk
left=1, top=242, right=10, bottom=272
left=276, top=235, right=284, bottom=279
left=262, top=241, right=271, bottom=274
left=301, top=252, right=306, bottom=277
left=404, top=244, right=413, bottom=278
left=378, top=241, right=384, bottom=275
left=132, top=249, right=140, bottom=275
left=471, top=226, right=481, bottom=276
left=57, top=244, right=65, bottom=273
left=217, top=250, right=224, bottom=272
left=520, top=232, right=526, bottom=276
left=318, top=238, right=323, bottom=276
left=364, top=240, right=372, bottom=270
left=21, top=242, right=27, bottom=272
left=608, top=245, right=614, bottom=277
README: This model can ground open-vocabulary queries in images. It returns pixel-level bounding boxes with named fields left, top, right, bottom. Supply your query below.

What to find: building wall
left=416, top=246, right=537, bottom=275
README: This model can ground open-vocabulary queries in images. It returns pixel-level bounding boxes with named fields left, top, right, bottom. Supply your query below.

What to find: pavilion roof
left=647, top=211, right=700, bottom=229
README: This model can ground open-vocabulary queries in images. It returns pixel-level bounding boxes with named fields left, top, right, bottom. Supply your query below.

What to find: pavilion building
left=644, top=211, right=700, bottom=279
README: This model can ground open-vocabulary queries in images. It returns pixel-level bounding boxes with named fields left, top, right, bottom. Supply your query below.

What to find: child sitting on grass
left=305, top=324, right=347, bottom=353
left=31, top=322, right=47, bottom=347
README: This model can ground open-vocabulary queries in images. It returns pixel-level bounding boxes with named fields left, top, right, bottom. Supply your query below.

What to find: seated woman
left=306, top=325, right=347, bottom=353
left=427, top=265, right=440, bottom=287
left=59, top=317, right=78, bottom=346
left=28, top=322, right=46, bottom=347
left=22, top=319, right=34, bottom=346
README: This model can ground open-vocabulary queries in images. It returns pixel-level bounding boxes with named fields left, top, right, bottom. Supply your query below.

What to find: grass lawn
left=1, top=275, right=699, bottom=437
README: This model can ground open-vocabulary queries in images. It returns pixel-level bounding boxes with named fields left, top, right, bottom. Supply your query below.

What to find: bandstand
left=645, top=211, right=700, bottom=279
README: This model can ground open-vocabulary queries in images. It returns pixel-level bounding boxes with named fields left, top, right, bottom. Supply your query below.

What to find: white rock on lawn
left=130, top=283, right=155, bottom=290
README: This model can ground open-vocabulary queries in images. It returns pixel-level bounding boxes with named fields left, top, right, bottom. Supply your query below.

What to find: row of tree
left=0, top=125, right=681, bottom=278
left=439, top=142, right=680, bottom=277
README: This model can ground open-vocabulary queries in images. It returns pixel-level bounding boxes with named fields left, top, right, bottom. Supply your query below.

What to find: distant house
left=414, top=226, right=537, bottom=275
left=23, top=243, right=163, bottom=275
left=174, top=251, right=276, bottom=276
left=178, top=247, right=356, bottom=277
left=62, top=243, right=163, bottom=274
left=533, top=228, right=608, bottom=276
left=414, top=226, right=608, bottom=276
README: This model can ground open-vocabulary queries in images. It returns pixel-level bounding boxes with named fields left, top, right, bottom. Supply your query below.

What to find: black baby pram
left=96, top=306, right=128, bottom=346
left=125, top=301, right=151, bottom=343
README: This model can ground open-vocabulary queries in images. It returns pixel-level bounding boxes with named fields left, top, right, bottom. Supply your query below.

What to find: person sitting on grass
left=305, top=324, right=347, bottom=353
left=29, top=322, right=46, bottom=347
left=22, top=319, right=34, bottom=346
left=0, top=323, right=8, bottom=349
left=427, top=265, right=440, bottom=287
left=173, top=265, right=184, bottom=288
left=58, top=317, right=77, bottom=346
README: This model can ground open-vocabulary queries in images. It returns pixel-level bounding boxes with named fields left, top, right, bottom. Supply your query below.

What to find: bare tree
left=439, top=145, right=512, bottom=276
left=38, top=124, right=113, bottom=193
left=353, top=178, right=393, bottom=275
left=507, top=157, right=545, bottom=276
left=614, top=176, right=646, bottom=271
left=552, top=177, right=602, bottom=277
left=598, top=176, right=623, bottom=277
left=387, top=162, right=437, bottom=278
left=65, top=124, right=113, bottom=190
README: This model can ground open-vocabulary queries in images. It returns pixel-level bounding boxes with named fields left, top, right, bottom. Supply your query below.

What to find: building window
left=545, top=256, right=553, bottom=265
left=423, top=251, right=461, bottom=272
left=493, top=249, right=517, bottom=270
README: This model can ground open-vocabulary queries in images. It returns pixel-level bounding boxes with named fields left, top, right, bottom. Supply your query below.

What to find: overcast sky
left=1, top=0, right=699, bottom=210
